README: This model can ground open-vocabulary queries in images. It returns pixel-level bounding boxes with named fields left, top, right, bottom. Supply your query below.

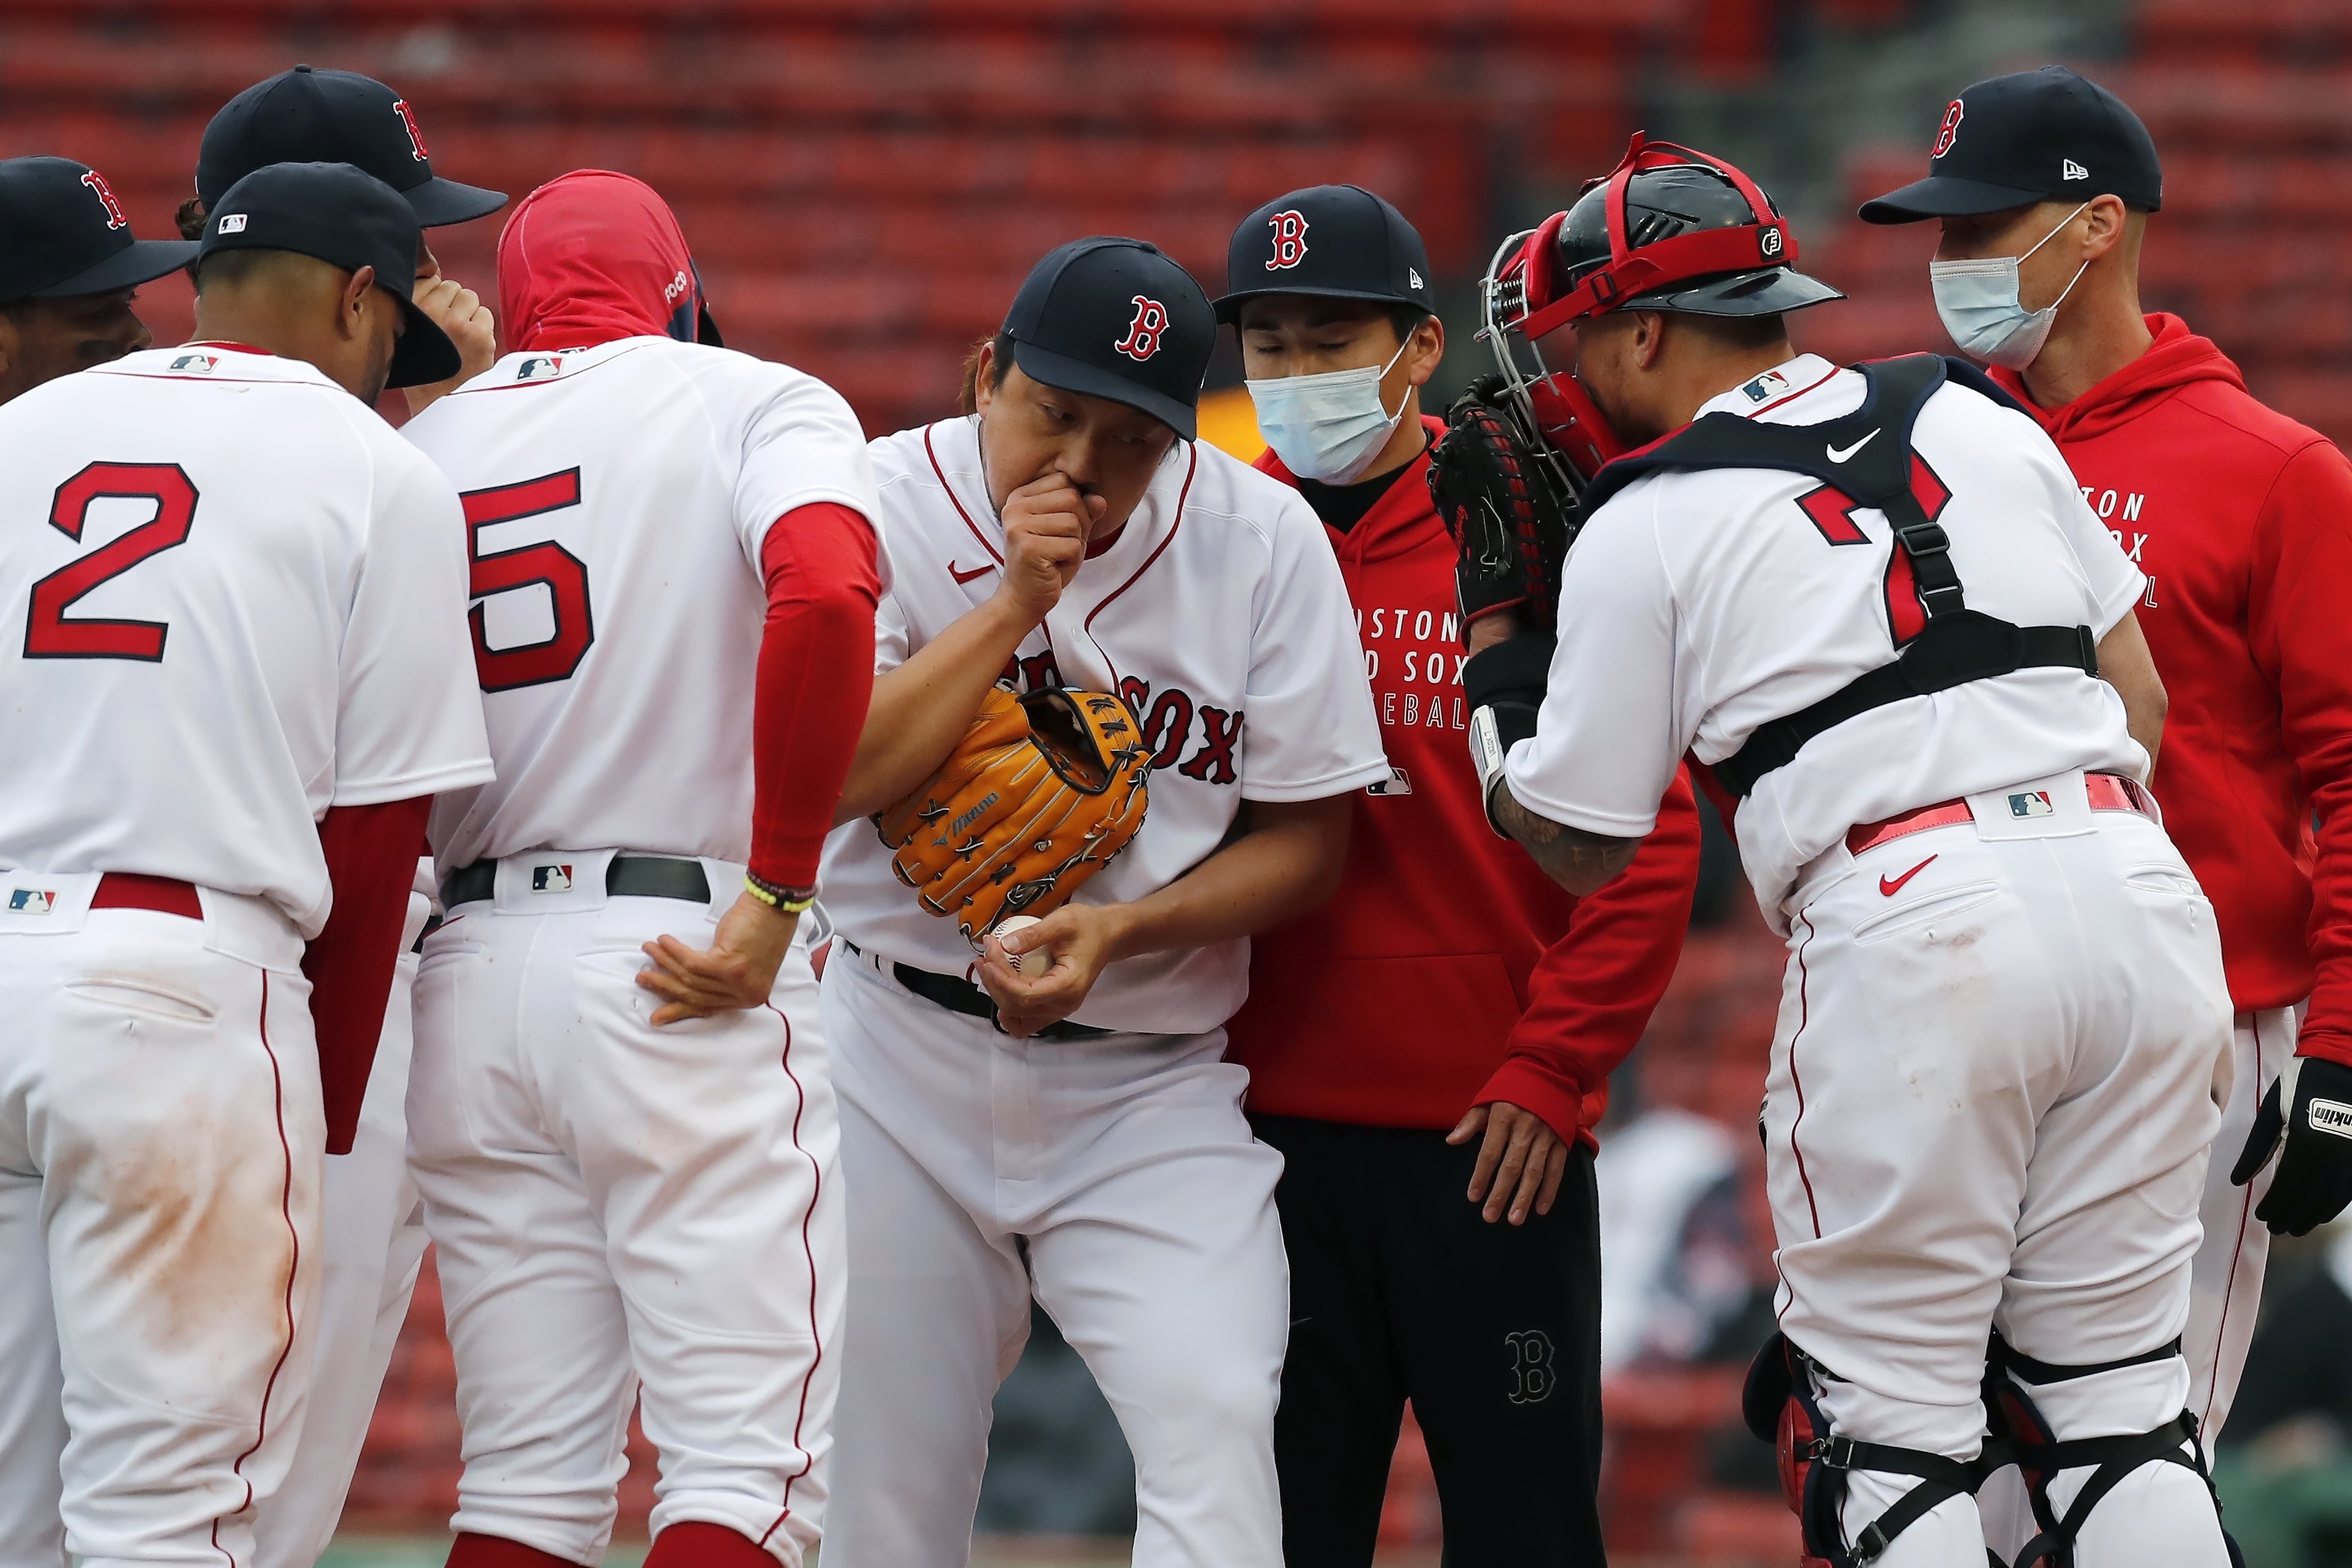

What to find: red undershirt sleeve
left=752, top=501, right=881, bottom=888
left=304, top=798, right=433, bottom=1155
left=1476, top=765, right=1703, bottom=1147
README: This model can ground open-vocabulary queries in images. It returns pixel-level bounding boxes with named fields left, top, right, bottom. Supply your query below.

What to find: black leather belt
left=841, top=939, right=1110, bottom=1041
left=440, top=854, right=712, bottom=911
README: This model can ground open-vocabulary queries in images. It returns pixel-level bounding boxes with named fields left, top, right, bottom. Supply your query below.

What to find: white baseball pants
left=2183, top=1003, right=2295, bottom=1444
left=1762, top=780, right=2235, bottom=1568
left=0, top=883, right=322, bottom=1568
left=253, top=880, right=436, bottom=1568
left=409, top=855, right=841, bottom=1567
left=818, top=945, right=1288, bottom=1568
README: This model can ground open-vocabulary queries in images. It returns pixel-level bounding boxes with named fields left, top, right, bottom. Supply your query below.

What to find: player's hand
left=635, top=892, right=799, bottom=1026
left=994, top=474, right=1101, bottom=626
left=1449, top=1100, right=1572, bottom=1225
left=2231, top=1054, right=2352, bottom=1235
left=401, top=275, right=498, bottom=416
left=974, top=902, right=1122, bottom=1038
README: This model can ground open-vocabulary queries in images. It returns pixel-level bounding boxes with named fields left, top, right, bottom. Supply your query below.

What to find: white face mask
left=1245, top=336, right=1411, bottom=485
left=1928, top=202, right=2091, bottom=370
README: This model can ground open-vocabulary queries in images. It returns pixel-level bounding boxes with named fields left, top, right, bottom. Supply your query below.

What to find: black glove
left=1427, top=375, right=1576, bottom=640
left=2230, top=1054, right=2352, bottom=1236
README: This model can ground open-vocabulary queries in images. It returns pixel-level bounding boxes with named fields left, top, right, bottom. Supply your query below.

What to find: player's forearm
left=2097, top=610, right=2166, bottom=778
left=835, top=594, right=1037, bottom=823
left=1493, top=783, right=1642, bottom=896
left=1094, top=794, right=1353, bottom=963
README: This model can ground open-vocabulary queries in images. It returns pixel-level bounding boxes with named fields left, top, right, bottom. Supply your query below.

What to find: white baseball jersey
left=0, top=346, right=491, bottom=936
left=399, top=337, right=882, bottom=873
left=1504, top=353, right=2147, bottom=924
left=820, top=417, right=1389, bottom=1034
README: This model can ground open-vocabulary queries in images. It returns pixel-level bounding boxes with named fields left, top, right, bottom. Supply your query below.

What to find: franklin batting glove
left=2231, top=1054, right=2352, bottom=1236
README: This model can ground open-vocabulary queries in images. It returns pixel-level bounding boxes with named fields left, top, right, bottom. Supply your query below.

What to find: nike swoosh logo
left=1879, top=854, right=1936, bottom=897
left=949, top=560, right=996, bottom=584
left=1826, top=429, right=1880, bottom=464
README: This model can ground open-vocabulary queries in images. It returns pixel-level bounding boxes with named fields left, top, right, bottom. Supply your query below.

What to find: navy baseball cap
left=198, top=162, right=462, bottom=388
left=197, top=66, right=506, bottom=227
left=1214, top=184, right=1438, bottom=324
left=0, top=157, right=197, bottom=304
left=1002, top=237, right=1214, bottom=441
left=1861, top=66, right=2162, bottom=224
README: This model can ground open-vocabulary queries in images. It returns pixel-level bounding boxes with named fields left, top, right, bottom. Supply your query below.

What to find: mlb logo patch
left=7, top=888, right=54, bottom=915
left=1742, top=370, right=1791, bottom=404
left=2007, top=791, right=2055, bottom=819
left=216, top=213, right=248, bottom=235
left=531, top=863, right=574, bottom=893
left=168, top=353, right=217, bottom=374
left=1366, top=767, right=1413, bottom=797
left=516, top=356, right=564, bottom=381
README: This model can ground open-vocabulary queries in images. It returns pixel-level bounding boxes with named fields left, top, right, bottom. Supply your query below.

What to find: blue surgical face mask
left=1929, top=202, right=2091, bottom=370
left=1245, top=336, right=1411, bottom=484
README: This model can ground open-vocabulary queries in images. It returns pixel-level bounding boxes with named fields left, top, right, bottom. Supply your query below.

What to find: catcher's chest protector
left=1577, top=355, right=2099, bottom=797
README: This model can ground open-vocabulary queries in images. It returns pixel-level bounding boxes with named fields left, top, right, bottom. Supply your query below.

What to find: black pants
left=1251, top=1112, right=1605, bottom=1567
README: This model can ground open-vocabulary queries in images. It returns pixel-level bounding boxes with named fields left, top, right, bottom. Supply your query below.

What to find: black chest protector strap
left=1579, top=355, right=2099, bottom=798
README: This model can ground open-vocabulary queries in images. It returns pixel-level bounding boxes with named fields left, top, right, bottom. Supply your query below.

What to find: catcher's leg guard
left=1744, top=1333, right=1986, bottom=1567
left=1985, top=1335, right=2230, bottom=1568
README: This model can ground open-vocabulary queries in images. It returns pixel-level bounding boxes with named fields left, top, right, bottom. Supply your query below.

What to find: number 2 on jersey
left=24, top=463, right=199, bottom=662
left=461, top=467, right=594, bottom=691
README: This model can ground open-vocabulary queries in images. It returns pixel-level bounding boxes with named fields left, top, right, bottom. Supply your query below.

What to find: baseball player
left=179, top=66, right=503, bottom=416
left=0, top=161, right=490, bottom=1567
left=1463, top=136, right=2233, bottom=1565
left=168, top=67, right=511, bottom=1567
left=815, top=237, right=1388, bottom=1566
left=1863, top=66, right=2352, bottom=1463
left=398, top=170, right=880, bottom=1568
left=1212, top=185, right=1702, bottom=1564
left=0, top=156, right=195, bottom=401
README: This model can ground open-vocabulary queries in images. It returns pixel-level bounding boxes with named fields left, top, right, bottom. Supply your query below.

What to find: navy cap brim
left=1858, top=175, right=2052, bottom=225
left=27, top=237, right=201, bottom=298
left=386, top=292, right=464, bottom=388
left=404, top=175, right=507, bottom=228
left=1643, top=267, right=1846, bottom=317
left=1011, top=337, right=1197, bottom=442
left=1212, top=283, right=1428, bottom=325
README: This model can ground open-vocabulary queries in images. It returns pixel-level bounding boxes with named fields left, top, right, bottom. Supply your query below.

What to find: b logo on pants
left=1505, top=1328, right=1556, bottom=1404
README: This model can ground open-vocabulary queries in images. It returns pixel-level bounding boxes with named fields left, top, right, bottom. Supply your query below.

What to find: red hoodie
left=1993, top=315, right=2352, bottom=1066
left=496, top=170, right=878, bottom=887
left=1223, top=418, right=1702, bottom=1147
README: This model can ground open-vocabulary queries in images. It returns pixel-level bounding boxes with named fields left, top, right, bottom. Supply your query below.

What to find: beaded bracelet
left=745, top=871, right=818, bottom=914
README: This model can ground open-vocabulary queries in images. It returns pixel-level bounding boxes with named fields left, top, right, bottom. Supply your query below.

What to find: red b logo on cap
left=1114, top=295, right=1169, bottom=362
left=79, top=170, right=127, bottom=230
left=1931, top=99, right=1965, bottom=160
left=392, top=99, right=431, bottom=162
left=1265, top=210, right=1310, bottom=271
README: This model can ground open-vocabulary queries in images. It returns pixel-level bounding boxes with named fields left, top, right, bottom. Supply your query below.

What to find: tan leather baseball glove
left=873, top=685, right=1150, bottom=945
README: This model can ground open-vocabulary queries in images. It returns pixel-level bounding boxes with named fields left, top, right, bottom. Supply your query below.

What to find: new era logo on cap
left=2062, top=158, right=2089, bottom=181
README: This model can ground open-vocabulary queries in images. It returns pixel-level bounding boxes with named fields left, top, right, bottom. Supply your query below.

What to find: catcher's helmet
left=1503, top=136, right=1843, bottom=338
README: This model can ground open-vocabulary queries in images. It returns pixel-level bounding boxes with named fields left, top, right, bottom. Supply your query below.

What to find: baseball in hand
left=994, top=915, right=1048, bottom=974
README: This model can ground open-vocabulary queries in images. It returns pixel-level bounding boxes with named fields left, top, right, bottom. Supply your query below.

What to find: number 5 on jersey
left=462, top=468, right=594, bottom=691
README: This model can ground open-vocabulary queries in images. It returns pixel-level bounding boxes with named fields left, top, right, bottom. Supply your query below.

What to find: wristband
left=1463, top=632, right=1557, bottom=837
left=745, top=872, right=817, bottom=914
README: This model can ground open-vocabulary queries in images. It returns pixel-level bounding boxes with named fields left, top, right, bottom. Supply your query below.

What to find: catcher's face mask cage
left=1476, top=134, right=1816, bottom=489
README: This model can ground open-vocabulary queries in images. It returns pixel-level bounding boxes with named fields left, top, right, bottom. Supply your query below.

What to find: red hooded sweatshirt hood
left=497, top=169, right=719, bottom=354
left=1989, top=313, right=2244, bottom=442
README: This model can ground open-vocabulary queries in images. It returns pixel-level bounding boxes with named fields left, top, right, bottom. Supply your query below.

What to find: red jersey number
left=1795, top=454, right=1953, bottom=650
left=461, top=468, right=595, bottom=692
left=24, top=462, right=199, bottom=662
